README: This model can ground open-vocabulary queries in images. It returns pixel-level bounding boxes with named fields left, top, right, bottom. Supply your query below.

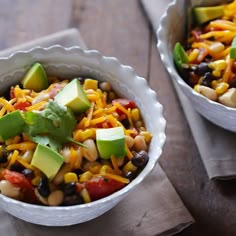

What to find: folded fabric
left=0, top=28, right=193, bottom=236
left=141, top=0, right=236, bottom=180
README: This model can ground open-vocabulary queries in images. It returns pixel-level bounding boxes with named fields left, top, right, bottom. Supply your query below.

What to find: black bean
left=121, top=118, right=130, bottom=129
left=124, top=171, right=136, bottom=181
left=63, top=182, right=77, bottom=196
left=10, top=163, right=24, bottom=172
left=38, top=177, right=50, bottom=197
left=194, top=63, right=212, bottom=76
left=22, top=169, right=35, bottom=179
left=131, top=150, right=149, bottom=168
left=73, top=169, right=83, bottom=175
left=230, top=77, right=236, bottom=88
left=62, top=194, right=83, bottom=206
left=200, top=72, right=214, bottom=87
left=0, top=152, right=8, bottom=163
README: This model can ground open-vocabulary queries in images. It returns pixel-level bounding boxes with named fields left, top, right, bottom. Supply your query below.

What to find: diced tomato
left=85, top=176, right=125, bottom=201
left=112, top=98, right=136, bottom=116
left=112, top=99, right=136, bottom=109
left=1, top=169, right=36, bottom=203
left=13, top=101, right=31, bottom=111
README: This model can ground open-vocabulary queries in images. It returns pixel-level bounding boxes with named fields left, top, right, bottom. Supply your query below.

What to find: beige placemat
left=0, top=28, right=194, bottom=236
left=141, top=0, right=236, bottom=180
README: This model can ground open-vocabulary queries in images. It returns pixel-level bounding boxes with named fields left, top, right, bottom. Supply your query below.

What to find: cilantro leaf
left=23, top=100, right=85, bottom=151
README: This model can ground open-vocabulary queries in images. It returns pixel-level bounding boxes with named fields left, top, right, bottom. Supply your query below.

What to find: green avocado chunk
left=31, top=144, right=64, bottom=180
left=230, top=35, right=236, bottom=59
left=173, top=42, right=189, bottom=71
left=96, top=126, right=126, bottom=159
left=21, top=62, right=48, bottom=92
left=0, top=110, right=25, bottom=141
left=193, top=5, right=224, bottom=25
left=54, top=79, right=91, bottom=113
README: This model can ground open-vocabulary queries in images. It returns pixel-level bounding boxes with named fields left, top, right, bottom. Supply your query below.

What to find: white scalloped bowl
left=0, top=45, right=166, bottom=226
left=157, top=0, right=236, bottom=132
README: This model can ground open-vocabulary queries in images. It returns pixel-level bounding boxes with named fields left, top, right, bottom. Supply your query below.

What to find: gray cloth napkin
left=141, top=0, right=236, bottom=180
left=0, top=29, right=194, bottom=235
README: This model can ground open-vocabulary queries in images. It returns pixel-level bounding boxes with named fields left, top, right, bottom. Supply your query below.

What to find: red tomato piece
left=1, top=169, right=36, bottom=203
left=85, top=176, right=125, bottom=201
left=13, top=101, right=31, bottom=111
left=112, top=99, right=136, bottom=109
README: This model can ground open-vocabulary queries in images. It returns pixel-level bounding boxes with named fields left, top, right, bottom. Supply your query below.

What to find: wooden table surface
left=1, top=1, right=236, bottom=235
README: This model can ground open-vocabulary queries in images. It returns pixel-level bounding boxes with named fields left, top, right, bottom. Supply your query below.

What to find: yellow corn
left=64, top=172, right=79, bottom=183
left=79, top=171, right=93, bottom=183
left=123, top=161, right=137, bottom=173
left=212, top=70, right=221, bottom=77
left=131, top=108, right=140, bottom=122
left=80, top=188, right=91, bottom=203
left=31, top=176, right=41, bottom=186
left=99, top=165, right=114, bottom=175
left=83, top=79, right=98, bottom=90
left=215, top=82, right=229, bottom=95
left=140, top=131, right=152, bottom=143
left=188, top=48, right=200, bottom=62
left=210, top=59, right=227, bottom=71
left=194, top=84, right=200, bottom=92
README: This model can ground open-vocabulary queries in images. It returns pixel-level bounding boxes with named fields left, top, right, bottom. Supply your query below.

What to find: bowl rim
left=156, top=0, right=236, bottom=113
left=0, top=45, right=167, bottom=212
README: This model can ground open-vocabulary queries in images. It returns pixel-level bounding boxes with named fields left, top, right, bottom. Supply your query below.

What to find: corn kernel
left=215, top=82, right=229, bottom=95
left=210, top=59, right=227, bottom=71
left=212, top=70, right=221, bottom=77
left=211, top=80, right=218, bottom=89
left=123, top=161, right=138, bottom=173
left=80, top=188, right=91, bottom=203
left=99, top=165, right=114, bottom=175
left=64, top=172, right=79, bottom=183
left=83, top=79, right=98, bottom=90
left=188, top=48, right=199, bottom=62
left=140, top=131, right=152, bottom=143
left=79, top=171, right=93, bottom=183
left=31, top=176, right=41, bottom=186
left=131, top=108, right=140, bottom=122
left=194, top=84, right=200, bottom=92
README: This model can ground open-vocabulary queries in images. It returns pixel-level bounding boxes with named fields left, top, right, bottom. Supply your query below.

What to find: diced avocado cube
left=31, top=144, right=64, bottom=180
left=0, top=110, right=25, bottom=141
left=193, top=5, right=224, bottom=25
left=21, top=62, right=48, bottom=92
left=173, top=42, right=189, bottom=71
left=96, top=126, right=126, bottom=159
left=54, top=79, right=91, bottom=113
left=230, top=35, right=236, bottom=59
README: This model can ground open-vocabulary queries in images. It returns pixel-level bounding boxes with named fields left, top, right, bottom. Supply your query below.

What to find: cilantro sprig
left=23, top=100, right=85, bottom=151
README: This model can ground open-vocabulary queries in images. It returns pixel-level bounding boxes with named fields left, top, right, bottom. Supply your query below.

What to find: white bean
left=133, top=135, right=147, bottom=152
left=32, top=93, right=50, bottom=105
left=125, top=135, right=134, bottom=149
left=82, top=139, right=98, bottom=162
left=53, top=163, right=72, bottom=185
left=48, top=190, right=64, bottom=206
left=0, top=180, right=20, bottom=198
left=198, top=85, right=217, bottom=101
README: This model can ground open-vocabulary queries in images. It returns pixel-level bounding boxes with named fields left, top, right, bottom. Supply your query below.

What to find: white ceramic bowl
left=0, top=45, right=166, bottom=226
left=157, top=0, right=236, bottom=132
